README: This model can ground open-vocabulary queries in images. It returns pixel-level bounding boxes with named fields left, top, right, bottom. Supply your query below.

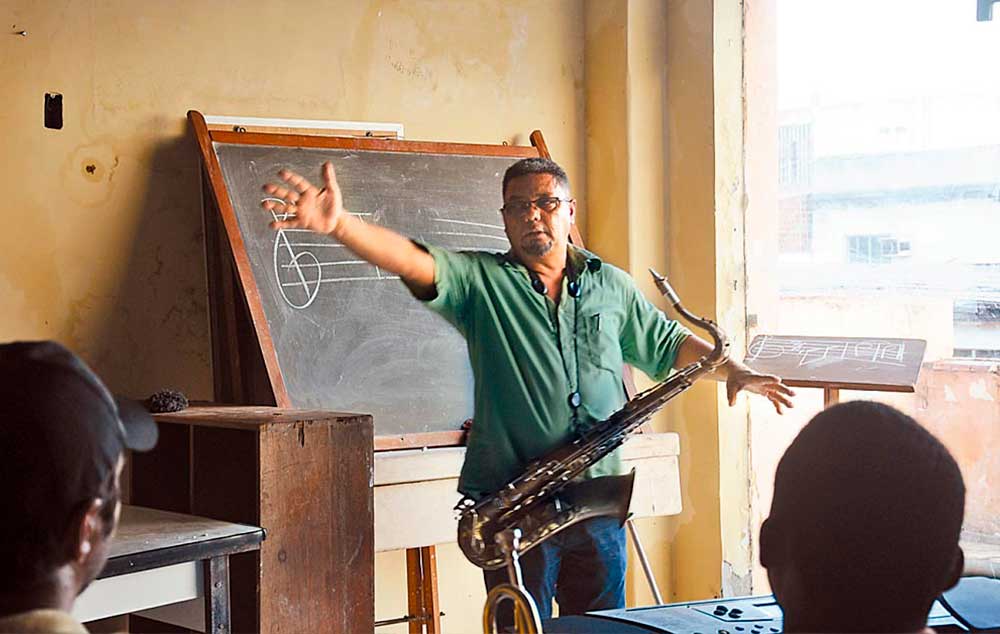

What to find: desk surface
left=100, top=506, right=264, bottom=578
left=152, top=405, right=370, bottom=430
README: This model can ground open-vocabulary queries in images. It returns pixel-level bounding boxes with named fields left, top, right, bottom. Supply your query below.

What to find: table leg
left=204, top=556, right=231, bottom=634
left=406, top=546, right=441, bottom=634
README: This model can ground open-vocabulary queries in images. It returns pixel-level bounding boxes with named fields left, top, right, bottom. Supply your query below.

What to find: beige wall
left=2, top=0, right=748, bottom=630
left=2, top=2, right=585, bottom=631
left=917, top=361, right=1000, bottom=542
left=1, top=0, right=587, bottom=399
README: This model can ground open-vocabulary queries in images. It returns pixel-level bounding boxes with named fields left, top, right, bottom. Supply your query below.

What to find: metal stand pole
left=482, top=529, right=543, bottom=634
left=501, top=530, right=527, bottom=588
left=626, top=519, right=664, bottom=604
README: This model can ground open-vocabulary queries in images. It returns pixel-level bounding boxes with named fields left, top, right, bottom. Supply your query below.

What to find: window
left=778, top=198, right=812, bottom=253
left=747, top=0, right=1000, bottom=592
left=954, top=348, right=1000, bottom=359
left=768, top=0, right=1000, bottom=313
left=847, top=235, right=910, bottom=264
left=778, top=123, right=813, bottom=187
left=847, top=235, right=883, bottom=264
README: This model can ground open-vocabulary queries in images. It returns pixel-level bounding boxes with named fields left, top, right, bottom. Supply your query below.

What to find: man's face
left=501, top=173, right=575, bottom=264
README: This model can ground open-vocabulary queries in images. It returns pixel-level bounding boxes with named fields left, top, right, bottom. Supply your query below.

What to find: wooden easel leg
left=406, top=548, right=423, bottom=634
left=823, top=387, right=840, bottom=408
left=406, top=546, right=441, bottom=634
left=420, top=547, right=441, bottom=634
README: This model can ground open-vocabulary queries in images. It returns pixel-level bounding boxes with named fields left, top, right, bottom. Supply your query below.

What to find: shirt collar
left=497, top=245, right=602, bottom=276
left=567, top=244, right=603, bottom=276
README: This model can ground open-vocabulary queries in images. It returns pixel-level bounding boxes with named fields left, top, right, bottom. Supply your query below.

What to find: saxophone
left=457, top=269, right=730, bottom=570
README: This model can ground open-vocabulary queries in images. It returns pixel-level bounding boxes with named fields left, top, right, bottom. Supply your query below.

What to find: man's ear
left=760, top=517, right=778, bottom=569
left=73, top=499, right=103, bottom=565
left=942, top=546, right=965, bottom=592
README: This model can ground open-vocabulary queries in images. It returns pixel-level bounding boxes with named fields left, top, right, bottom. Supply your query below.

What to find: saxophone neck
left=648, top=269, right=730, bottom=371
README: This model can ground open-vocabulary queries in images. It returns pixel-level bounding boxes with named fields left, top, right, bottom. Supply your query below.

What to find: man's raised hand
left=262, top=162, right=346, bottom=236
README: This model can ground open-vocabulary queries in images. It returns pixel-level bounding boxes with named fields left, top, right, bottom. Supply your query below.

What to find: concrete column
left=585, top=0, right=753, bottom=601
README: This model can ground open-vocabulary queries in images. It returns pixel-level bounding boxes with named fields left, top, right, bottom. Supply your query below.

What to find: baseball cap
left=0, top=341, right=158, bottom=515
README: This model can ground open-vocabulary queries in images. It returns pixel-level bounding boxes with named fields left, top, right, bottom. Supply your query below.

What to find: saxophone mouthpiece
left=648, top=269, right=681, bottom=307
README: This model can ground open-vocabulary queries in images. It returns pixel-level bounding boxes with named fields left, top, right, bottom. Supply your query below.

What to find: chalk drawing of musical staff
left=427, top=217, right=508, bottom=245
left=266, top=199, right=400, bottom=310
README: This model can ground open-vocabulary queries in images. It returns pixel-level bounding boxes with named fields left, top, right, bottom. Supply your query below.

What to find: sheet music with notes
left=744, top=335, right=927, bottom=392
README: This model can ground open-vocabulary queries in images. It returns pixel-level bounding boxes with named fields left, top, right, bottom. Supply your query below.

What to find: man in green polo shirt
left=263, top=157, right=794, bottom=625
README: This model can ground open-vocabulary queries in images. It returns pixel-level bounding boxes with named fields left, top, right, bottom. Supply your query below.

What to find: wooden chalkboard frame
left=191, top=110, right=600, bottom=450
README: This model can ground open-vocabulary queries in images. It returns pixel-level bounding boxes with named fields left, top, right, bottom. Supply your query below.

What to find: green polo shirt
left=417, top=243, right=691, bottom=499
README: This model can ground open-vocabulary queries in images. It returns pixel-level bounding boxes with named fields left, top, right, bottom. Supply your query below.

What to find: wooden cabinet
left=131, top=406, right=374, bottom=634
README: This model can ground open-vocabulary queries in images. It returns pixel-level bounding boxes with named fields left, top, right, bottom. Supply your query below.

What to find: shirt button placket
left=560, top=301, right=576, bottom=392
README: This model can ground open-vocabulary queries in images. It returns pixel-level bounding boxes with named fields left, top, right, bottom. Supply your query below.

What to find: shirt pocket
left=583, top=311, right=623, bottom=373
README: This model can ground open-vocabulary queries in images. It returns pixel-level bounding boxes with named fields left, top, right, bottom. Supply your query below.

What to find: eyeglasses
left=500, top=196, right=574, bottom=217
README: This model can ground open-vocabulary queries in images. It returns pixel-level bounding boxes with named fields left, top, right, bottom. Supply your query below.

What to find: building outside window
left=747, top=0, right=1000, bottom=591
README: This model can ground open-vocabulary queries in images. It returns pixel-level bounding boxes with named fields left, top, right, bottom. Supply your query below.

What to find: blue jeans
left=482, top=516, right=627, bottom=631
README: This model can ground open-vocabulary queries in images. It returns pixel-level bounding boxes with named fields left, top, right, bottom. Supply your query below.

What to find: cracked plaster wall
left=1, top=2, right=585, bottom=632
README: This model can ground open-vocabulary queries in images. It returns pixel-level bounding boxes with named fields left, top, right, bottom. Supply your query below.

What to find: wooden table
left=373, top=432, right=683, bottom=633
left=73, top=505, right=264, bottom=632
left=132, top=407, right=375, bottom=634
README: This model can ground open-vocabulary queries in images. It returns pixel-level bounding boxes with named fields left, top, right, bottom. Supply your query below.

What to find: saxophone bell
left=559, top=471, right=636, bottom=529
left=458, top=472, right=636, bottom=570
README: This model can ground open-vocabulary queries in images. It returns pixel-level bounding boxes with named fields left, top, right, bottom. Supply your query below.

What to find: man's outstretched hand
left=727, top=368, right=796, bottom=414
left=262, top=162, right=346, bottom=236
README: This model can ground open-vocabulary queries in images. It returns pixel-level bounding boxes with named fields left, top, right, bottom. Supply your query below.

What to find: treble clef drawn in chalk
left=264, top=198, right=400, bottom=310
left=266, top=198, right=322, bottom=309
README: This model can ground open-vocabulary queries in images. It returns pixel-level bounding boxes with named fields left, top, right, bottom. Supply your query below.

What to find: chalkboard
left=744, top=335, right=927, bottom=392
left=191, top=112, right=540, bottom=445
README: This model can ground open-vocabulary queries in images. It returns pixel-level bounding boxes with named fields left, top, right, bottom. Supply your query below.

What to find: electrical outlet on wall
left=44, top=93, right=62, bottom=130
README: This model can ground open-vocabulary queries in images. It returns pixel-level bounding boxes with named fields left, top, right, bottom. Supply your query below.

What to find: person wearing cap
left=0, top=341, right=158, bottom=634
left=263, top=157, right=796, bottom=628
left=760, top=401, right=965, bottom=633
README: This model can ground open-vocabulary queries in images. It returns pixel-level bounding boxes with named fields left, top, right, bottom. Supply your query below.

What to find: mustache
left=523, top=227, right=553, bottom=237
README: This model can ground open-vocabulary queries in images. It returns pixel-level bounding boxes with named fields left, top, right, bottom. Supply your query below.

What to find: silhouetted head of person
left=0, top=341, right=157, bottom=617
left=761, top=401, right=965, bottom=633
